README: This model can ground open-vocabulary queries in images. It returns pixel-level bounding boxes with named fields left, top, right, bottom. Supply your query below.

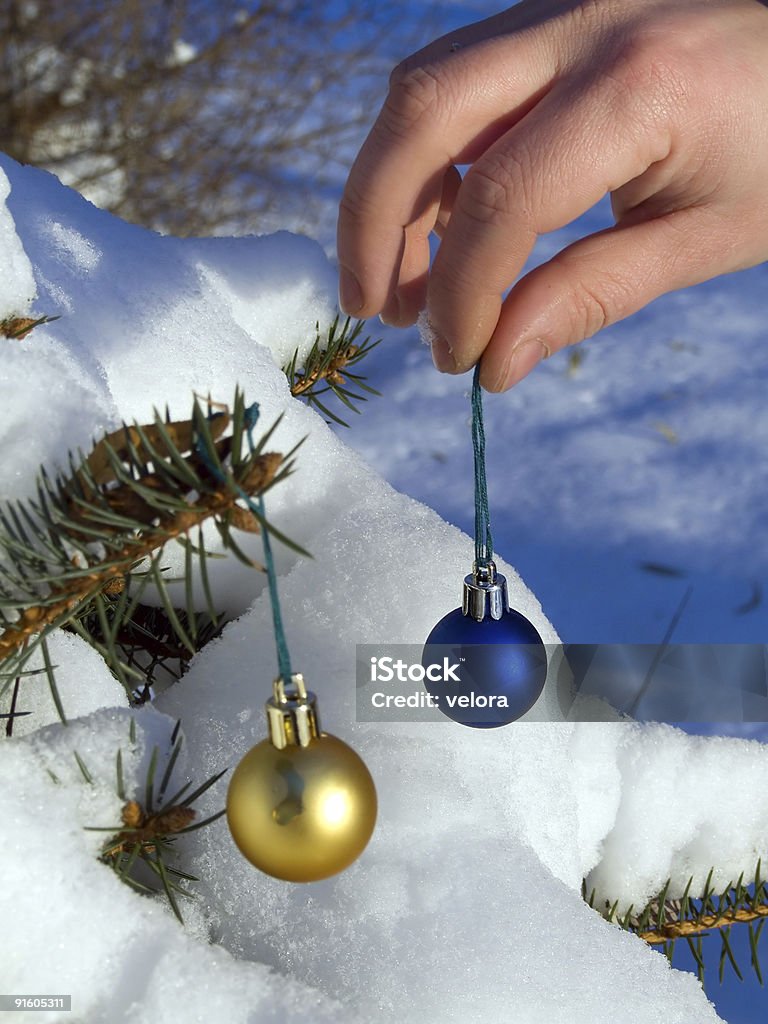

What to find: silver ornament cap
left=462, top=560, right=509, bottom=622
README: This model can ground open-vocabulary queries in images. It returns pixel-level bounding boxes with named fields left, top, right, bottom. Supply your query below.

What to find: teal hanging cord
left=471, top=364, right=493, bottom=568
left=254, top=491, right=293, bottom=684
left=195, top=402, right=293, bottom=685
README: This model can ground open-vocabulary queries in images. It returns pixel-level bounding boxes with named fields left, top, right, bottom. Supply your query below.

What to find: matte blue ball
left=422, top=608, right=547, bottom=728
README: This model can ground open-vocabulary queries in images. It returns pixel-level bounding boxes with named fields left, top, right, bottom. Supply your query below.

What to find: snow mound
left=575, top=722, right=768, bottom=910
left=0, top=167, right=36, bottom=320
left=0, top=152, right=746, bottom=1022
left=0, top=707, right=350, bottom=1024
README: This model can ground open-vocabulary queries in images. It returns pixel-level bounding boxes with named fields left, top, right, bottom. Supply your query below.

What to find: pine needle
left=283, top=315, right=381, bottom=425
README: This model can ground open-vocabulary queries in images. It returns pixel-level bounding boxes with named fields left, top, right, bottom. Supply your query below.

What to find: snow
left=6, top=632, right=127, bottom=737
left=572, top=723, right=768, bottom=911
left=2, top=162, right=337, bottom=421
left=167, top=40, right=198, bottom=68
left=0, top=707, right=350, bottom=1024
left=0, top=151, right=762, bottom=1023
left=0, top=168, right=36, bottom=320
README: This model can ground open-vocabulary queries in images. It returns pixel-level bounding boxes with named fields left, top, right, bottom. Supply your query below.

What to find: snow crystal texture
left=0, top=152, right=758, bottom=1023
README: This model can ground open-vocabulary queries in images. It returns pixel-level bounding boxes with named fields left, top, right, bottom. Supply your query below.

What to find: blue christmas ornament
left=422, top=560, right=548, bottom=728
left=420, top=365, right=548, bottom=727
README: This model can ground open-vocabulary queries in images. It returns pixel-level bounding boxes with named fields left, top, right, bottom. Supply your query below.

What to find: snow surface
left=1, top=703, right=348, bottom=1024
left=6, top=631, right=127, bottom=738
left=1, top=153, right=764, bottom=1023
left=0, top=168, right=36, bottom=320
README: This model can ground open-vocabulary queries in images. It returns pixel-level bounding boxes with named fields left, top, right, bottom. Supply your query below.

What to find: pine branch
left=1, top=314, right=61, bottom=340
left=284, top=315, right=380, bottom=427
left=84, top=720, right=227, bottom=923
left=0, top=389, right=300, bottom=699
left=584, top=859, right=768, bottom=985
left=638, top=903, right=768, bottom=943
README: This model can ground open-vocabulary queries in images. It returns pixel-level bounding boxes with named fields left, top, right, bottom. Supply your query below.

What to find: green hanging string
left=254, top=492, right=294, bottom=685
left=471, top=363, right=493, bottom=568
left=196, top=401, right=293, bottom=685
left=200, top=376, right=491, bottom=681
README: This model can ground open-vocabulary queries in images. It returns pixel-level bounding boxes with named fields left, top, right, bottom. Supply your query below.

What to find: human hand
left=337, top=0, right=768, bottom=390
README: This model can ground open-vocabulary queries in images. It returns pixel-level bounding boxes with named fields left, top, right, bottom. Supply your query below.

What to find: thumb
left=480, top=206, right=732, bottom=392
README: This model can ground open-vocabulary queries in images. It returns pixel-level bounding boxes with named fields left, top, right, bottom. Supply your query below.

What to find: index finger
left=336, top=27, right=559, bottom=318
left=428, top=68, right=674, bottom=372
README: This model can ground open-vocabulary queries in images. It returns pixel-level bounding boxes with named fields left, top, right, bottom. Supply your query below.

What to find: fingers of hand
left=479, top=206, right=730, bottom=392
left=428, top=72, right=673, bottom=373
left=379, top=167, right=462, bottom=327
left=339, top=0, right=768, bottom=390
left=337, top=32, right=558, bottom=320
left=432, top=164, right=461, bottom=241
left=387, top=0, right=591, bottom=91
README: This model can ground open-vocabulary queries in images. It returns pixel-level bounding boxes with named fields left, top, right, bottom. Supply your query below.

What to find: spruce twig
left=88, top=720, right=227, bottom=922
left=1, top=314, right=61, bottom=340
left=283, top=315, right=380, bottom=427
left=639, top=903, right=768, bottom=943
left=588, top=860, right=768, bottom=986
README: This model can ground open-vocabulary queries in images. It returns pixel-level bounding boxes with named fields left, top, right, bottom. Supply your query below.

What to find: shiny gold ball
left=226, top=732, right=377, bottom=882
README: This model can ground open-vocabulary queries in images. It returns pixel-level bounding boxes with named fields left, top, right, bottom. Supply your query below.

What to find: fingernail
left=497, top=339, right=549, bottom=390
left=338, top=267, right=363, bottom=314
left=379, top=291, right=402, bottom=327
left=431, top=336, right=456, bottom=372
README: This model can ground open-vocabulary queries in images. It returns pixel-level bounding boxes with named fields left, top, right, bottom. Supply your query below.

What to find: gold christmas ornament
left=226, top=673, right=377, bottom=883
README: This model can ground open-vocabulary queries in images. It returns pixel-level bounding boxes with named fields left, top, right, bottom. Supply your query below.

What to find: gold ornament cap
left=266, top=673, right=319, bottom=749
